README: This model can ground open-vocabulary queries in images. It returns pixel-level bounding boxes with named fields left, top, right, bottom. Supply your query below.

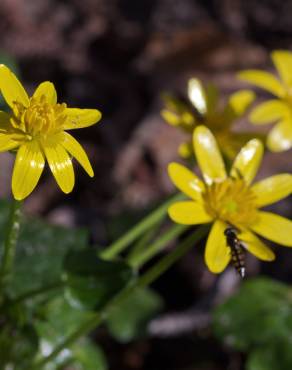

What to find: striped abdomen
left=224, top=227, right=246, bottom=278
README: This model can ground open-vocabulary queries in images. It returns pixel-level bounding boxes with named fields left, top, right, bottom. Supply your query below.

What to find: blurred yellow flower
left=0, top=65, right=102, bottom=200
left=238, top=50, right=292, bottom=152
left=161, top=78, right=255, bottom=160
left=168, top=125, right=292, bottom=274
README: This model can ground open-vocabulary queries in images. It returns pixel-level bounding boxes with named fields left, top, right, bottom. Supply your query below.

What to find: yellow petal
left=251, top=211, right=292, bottom=247
left=12, top=141, right=45, bottom=200
left=230, top=139, right=263, bottom=185
left=161, top=109, right=181, bottom=126
left=0, top=111, right=20, bottom=150
left=267, top=119, right=292, bottom=152
left=178, top=142, right=192, bottom=158
left=188, top=78, right=207, bottom=115
left=64, top=108, right=102, bottom=130
left=205, top=220, right=230, bottom=273
left=42, top=138, right=75, bottom=194
left=168, top=201, right=212, bottom=225
left=33, top=81, right=57, bottom=104
left=0, top=134, right=19, bottom=152
left=271, top=50, right=292, bottom=87
left=252, top=174, right=292, bottom=207
left=0, top=64, right=29, bottom=108
left=219, top=132, right=262, bottom=161
left=168, top=162, right=205, bottom=201
left=162, top=93, right=192, bottom=117
left=60, top=132, right=94, bottom=177
left=238, top=70, right=285, bottom=97
left=240, top=230, right=275, bottom=261
left=249, top=100, right=289, bottom=124
left=228, top=89, right=255, bottom=116
left=222, top=90, right=255, bottom=126
left=193, top=125, right=226, bottom=184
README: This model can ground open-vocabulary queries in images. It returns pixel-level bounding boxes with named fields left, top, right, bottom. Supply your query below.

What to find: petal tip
left=168, top=161, right=179, bottom=173
left=271, top=49, right=292, bottom=58
left=88, top=169, right=94, bottom=177
left=95, top=110, right=102, bottom=123
left=13, top=193, right=25, bottom=201
left=0, top=64, right=9, bottom=71
left=268, top=254, right=276, bottom=262
left=193, top=125, right=212, bottom=146
left=237, top=70, right=249, bottom=80
left=205, top=254, right=227, bottom=274
left=194, top=124, right=210, bottom=134
left=249, top=138, right=264, bottom=149
left=167, top=205, right=177, bottom=222
left=62, top=187, right=74, bottom=195
left=12, top=186, right=27, bottom=201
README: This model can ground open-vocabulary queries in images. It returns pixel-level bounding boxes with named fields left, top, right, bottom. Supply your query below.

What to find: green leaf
left=213, top=278, right=292, bottom=351
left=35, top=296, right=95, bottom=367
left=0, top=323, right=38, bottom=368
left=71, top=340, right=107, bottom=370
left=63, top=249, right=134, bottom=310
left=35, top=296, right=108, bottom=370
left=247, top=342, right=292, bottom=370
left=36, top=296, right=94, bottom=345
left=247, top=347, right=277, bottom=370
left=107, top=287, right=163, bottom=342
left=0, top=199, right=89, bottom=298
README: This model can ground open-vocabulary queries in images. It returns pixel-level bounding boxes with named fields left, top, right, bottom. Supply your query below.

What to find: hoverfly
left=224, top=226, right=246, bottom=278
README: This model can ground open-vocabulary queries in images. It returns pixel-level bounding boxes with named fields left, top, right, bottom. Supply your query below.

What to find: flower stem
left=0, top=199, right=22, bottom=292
left=33, top=225, right=209, bottom=368
left=126, top=220, right=162, bottom=262
left=100, top=193, right=185, bottom=260
left=128, top=224, right=188, bottom=268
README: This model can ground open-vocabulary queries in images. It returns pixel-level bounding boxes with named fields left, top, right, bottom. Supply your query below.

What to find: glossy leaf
left=107, top=287, right=163, bottom=342
left=0, top=323, right=38, bottom=369
left=213, top=278, right=292, bottom=352
left=72, top=340, right=108, bottom=370
left=247, top=343, right=292, bottom=370
left=0, top=200, right=88, bottom=298
left=63, top=249, right=134, bottom=310
left=35, top=296, right=96, bottom=368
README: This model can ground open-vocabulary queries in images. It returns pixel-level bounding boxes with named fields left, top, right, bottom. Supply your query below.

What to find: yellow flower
left=168, top=125, right=292, bottom=274
left=238, top=50, right=292, bottom=152
left=161, top=78, right=255, bottom=160
left=0, top=65, right=102, bottom=200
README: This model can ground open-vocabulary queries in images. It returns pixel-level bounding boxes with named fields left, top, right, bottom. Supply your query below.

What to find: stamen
left=9, top=97, right=68, bottom=138
left=203, top=178, right=257, bottom=229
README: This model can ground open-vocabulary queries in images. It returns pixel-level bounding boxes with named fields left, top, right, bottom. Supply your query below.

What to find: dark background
left=0, top=1, right=292, bottom=369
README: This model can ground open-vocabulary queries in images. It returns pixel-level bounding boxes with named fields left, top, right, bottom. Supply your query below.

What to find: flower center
left=203, top=177, right=257, bottom=229
left=10, top=95, right=67, bottom=138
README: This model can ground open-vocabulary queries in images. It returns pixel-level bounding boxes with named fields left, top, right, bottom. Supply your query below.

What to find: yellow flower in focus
left=168, top=125, right=292, bottom=274
left=161, top=78, right=255, bottom=160
left=238, top=50, right=292, bottom=152
left=0, top=65, right=102, bottom=200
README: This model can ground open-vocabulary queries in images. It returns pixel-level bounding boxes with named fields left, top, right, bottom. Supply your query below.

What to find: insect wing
left=238, top=240, right=248, bottom=252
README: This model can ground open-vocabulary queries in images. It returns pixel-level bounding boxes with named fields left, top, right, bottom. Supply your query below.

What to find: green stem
left=126, top=220, right=163, bottom=262
left=100, top=193, right=185, bottom=260
left=33, top=225, right=209, bottom=368
left=0, top=199, right=22, bottom=291
left=129, top=224, right=188, bottom=268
